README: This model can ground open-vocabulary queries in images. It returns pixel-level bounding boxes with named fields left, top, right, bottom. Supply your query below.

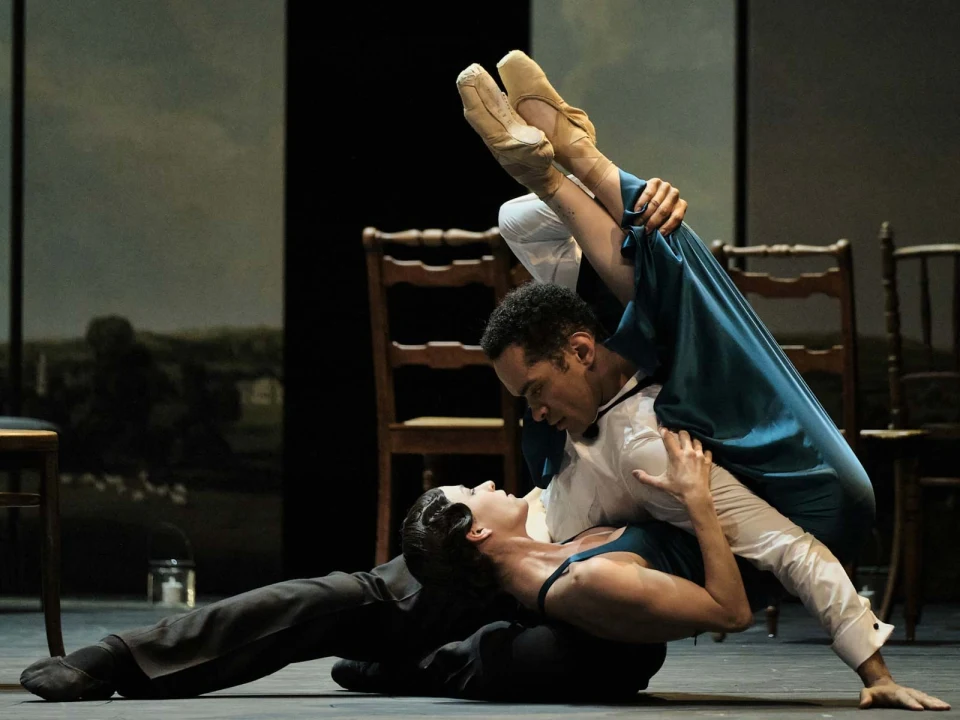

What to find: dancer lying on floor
left=448, top=51, right=948, bottom=711
left=405, top=429, right=762, bottom=642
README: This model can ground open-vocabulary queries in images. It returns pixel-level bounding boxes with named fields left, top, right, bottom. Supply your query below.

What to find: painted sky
left=0, top=0, right=283, bottom=340
left=747, top=0, right=960, bottom=343
left=533, top=0, right=960, bottom=343
left=533, top=0, right=736, bottom=249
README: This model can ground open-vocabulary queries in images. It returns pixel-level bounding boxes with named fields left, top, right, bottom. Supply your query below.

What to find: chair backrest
left=362, top=226, right=517, bottom=430
left=711, top=240, right=860, bottom=452
left=879, top=222, right=960, bottom=429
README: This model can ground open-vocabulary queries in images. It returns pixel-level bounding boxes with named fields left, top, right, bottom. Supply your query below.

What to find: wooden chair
left=0, top=428, right=64, bottom=655
left=710, top=240, right=861, bottom=637
left=364, top=227, right=522, bottom=565
left=878, top=221, right=960, bottom=640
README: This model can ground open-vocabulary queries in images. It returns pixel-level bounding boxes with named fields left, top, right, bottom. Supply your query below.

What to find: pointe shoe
left=496, top=50, right=613, bottom=193
left=456, top=63, right=564, bottom=200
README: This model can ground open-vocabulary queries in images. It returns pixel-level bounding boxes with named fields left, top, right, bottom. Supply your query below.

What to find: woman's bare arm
left=633, top=429, right=752, bottom=632
left=547, top=555, right=751, bottom=642
left=544, top=428, right=752, bottom=642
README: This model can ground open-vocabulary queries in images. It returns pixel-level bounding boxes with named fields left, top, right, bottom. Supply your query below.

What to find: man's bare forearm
left=857, top=650, right=894, bottom=687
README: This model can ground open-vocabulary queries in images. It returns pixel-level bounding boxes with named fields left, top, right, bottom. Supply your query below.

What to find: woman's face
left=441, top=480, right=528, bottom=538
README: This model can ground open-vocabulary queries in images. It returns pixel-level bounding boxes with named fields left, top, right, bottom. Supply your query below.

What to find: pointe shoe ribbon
left=456, top=63, right=563, bottom=200
left=497, top=50, right=613, bottom=193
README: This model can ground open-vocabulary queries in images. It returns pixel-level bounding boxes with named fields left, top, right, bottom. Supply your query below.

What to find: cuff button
left=873, top=623, right=879, bottom=630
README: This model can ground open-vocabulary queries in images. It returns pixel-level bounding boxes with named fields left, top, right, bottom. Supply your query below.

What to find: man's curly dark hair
left=480, top=282, right=607, bottom=367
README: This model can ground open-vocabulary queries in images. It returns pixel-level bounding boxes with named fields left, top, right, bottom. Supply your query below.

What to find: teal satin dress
left=522, top=170, right=874, bottom=563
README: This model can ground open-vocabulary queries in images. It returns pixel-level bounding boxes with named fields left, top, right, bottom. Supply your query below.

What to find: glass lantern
left=148, top=558, right=196, bottom=608
left=147, top=523, right=197, bottom=608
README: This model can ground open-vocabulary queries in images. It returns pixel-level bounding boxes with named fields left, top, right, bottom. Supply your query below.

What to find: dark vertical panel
left=733, top=0, right=748, bottom=268
left=284, top=2, right=531, bottom=576
left=8, top=0, right=24, bottom=419
left=4, top=0, right=26, bottom=592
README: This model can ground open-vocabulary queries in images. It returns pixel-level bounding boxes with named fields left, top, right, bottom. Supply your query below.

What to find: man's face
left=493, top=335, right=600, bottom=435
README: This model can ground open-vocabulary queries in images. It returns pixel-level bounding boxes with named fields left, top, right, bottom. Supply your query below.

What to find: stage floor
left=1, top=598, right=957, bottom=719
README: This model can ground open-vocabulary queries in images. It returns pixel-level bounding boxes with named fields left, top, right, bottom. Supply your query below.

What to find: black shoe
left=331, top=659, right=386, bottom=694
left=331, top=659, right=426, bottom=696
left=20, top=643, right=117, bottom=701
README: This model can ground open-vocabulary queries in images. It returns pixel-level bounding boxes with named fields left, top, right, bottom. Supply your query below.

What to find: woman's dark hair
left=480, top=282, right=606, bottom=366
left=401, top=488, right=500, bottom=599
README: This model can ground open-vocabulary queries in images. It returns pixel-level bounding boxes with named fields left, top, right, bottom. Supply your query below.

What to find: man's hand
left=633, top=428, right=712, bottom=504
left=632, top=178, right=688, bottom=236
left=859, top=680, right=950, bottom=711
left=856, top=651, right=950, bottom=710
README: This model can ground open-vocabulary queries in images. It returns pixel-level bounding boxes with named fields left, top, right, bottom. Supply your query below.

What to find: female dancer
left=403, top=428, right=758, bottom=642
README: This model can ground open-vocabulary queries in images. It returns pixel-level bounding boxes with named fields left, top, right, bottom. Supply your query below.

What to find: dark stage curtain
left=284, top=2, right=532, bottom=575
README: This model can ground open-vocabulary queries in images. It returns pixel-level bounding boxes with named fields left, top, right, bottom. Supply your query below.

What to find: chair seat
left=396, top=416, right=504, bottom=429
left=0, top=429, right=58, bottom=452
left=859, top=428, right=928, bottom=442
left=0, top=416, right=60, bottom=432
left=919, top=476, right=960, bottom=488
left=919, top=422, right=960, bottom=439
left=387, top=417, right=508, bottom=455
left=0, top=492, right=41, bottom=507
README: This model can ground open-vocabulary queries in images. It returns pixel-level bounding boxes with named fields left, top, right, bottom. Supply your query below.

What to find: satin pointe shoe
left=496, top=50, right=613, bottom=193
left=456, top=63, right=564, bottom=200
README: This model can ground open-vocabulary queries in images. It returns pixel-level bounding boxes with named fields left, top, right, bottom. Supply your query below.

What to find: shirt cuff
left=830, top=596, right=894, bottom=670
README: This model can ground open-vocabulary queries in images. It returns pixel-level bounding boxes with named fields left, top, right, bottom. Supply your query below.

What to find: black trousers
left=113, top=555, right=667, bottom=700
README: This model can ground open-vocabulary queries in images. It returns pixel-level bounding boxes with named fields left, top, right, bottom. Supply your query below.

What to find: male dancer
left=458, top=51, right=946, bottom=710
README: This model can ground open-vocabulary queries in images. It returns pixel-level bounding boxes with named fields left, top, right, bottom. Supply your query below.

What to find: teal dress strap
left=536, top=523, right=775, bottom=616
left=537, top=527, right=638, bottom=615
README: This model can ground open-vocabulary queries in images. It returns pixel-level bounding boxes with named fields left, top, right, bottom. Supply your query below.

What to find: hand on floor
left=859, top=680, right=951, bottom=711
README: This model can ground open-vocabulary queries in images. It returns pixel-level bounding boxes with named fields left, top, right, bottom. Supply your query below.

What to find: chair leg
left=421, top=454, right=441, bottom=493
left=503, top=451, right=519, bottom=497
left=375, top=451, right=393, bottom=566
left=765, top=601, right=780, bottom=638
left=9, top=470, right=24, bottom=592
left=421, top=467, right=435, bottom=492
left=40, top=450, right=64, bottom=657
left=916, top=486, right=925, bottom=629
left=879, top=457, right=904, bottom=624
left=903, top=456, right=921, bottom=642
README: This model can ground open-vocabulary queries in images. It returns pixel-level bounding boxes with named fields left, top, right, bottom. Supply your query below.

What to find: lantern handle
left=146, top=521, right=195, bottom=563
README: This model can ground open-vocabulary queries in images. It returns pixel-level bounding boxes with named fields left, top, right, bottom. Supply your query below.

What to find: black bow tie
left=582, top=422, right=601, bottom=440
left=580, top=377, right=654, bottom=441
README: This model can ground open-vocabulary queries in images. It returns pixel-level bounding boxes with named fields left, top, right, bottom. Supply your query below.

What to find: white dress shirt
left=500, top=191, right=893, bottom=671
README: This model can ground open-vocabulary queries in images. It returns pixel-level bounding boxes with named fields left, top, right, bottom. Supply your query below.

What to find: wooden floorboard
left=1, top=599, right=957, bottom=718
